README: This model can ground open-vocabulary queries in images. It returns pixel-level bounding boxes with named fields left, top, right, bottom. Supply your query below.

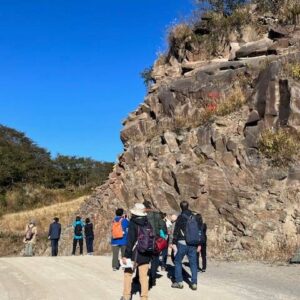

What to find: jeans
left=86, top=236, right=94, bottom=254
left=51, top=239, right=59, bottom=256
left=112, top=245, right=126, bottom=269
left=72, top=239, right=83, bottom=255
left=174, top=243, right=198, bottom=285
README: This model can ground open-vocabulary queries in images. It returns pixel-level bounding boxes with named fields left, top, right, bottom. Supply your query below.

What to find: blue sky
left=0, top=0, right=195, bottom=162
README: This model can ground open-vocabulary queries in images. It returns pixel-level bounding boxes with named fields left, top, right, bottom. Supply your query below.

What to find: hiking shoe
left=190, top=284, right=197, bottom=291
left=171, top=282, right=184, bottom=289
left=202, top=269, right=206, bottom=273
left=113, top=268, right=118, bottom=271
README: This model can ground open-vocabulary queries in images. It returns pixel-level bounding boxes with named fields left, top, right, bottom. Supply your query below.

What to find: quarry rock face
left=73, top=21, right=300, bottom=261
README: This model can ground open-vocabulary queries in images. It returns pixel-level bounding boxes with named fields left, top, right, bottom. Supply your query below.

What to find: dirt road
left=0, top=256, right=299, bottom=300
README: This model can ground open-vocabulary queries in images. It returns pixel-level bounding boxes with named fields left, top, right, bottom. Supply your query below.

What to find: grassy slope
left=0, top=196, right=87, bottom=256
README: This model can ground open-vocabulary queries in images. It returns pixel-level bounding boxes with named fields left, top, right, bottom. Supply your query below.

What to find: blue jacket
left=111, top=217, right=129, bottom=246
left=48, top=222, right=61, bottom=240
left=73, top=220, right=85, bottom=240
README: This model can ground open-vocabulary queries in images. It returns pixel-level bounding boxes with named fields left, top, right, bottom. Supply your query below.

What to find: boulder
left=287, top=81, right=300, bottom=131
left=268, top=26, right=289, bottom=40
left=236, top=38, right=274, bottom=59
left=163, top=131, right=179, bottom=153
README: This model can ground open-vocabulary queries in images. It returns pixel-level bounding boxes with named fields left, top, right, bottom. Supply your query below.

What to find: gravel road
left=0, top=256, right=299, bottom=300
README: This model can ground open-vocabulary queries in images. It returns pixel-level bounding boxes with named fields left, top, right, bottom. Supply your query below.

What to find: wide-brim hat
left=130, top=203, right=147, bottom=217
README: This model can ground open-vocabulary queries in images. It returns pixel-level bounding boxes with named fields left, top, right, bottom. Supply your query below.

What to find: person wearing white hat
left=121, top=203, right=152, bottom=300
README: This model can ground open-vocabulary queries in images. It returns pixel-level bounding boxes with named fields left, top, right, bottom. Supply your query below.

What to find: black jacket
left=172, top=209, right=202, bottom=245
left=84, top=223, right=94, bottom=238
left=124, top=215, right=152, bottom=265
left=48, top=222, right=61, bottom=240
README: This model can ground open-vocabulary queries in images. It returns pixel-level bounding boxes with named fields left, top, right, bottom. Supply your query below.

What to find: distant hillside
left=0, top=125, right=113, bottom=213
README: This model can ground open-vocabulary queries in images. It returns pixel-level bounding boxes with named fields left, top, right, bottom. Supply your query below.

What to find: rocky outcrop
left=72, top=18, right=300, bottom=261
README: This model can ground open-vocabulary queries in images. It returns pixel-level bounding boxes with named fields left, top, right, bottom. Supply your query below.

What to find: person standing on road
left=84, top=217, right=94, bottom=255
left=143, top=200, right=167, bottom=287
left=121, top=203, right=152, bottom=300
left=196, top=214, right=207, bottom=272
left=161, top=213, right=172, bottom=271
left=23, top=220, right=37, bottom=257
left=72, top=216, right=85, bottom=256
left=48, top=217, right=61, bottom=257
left=171, top=201, right=202, bottom=291
left=111, top=208, right=129, bottom=270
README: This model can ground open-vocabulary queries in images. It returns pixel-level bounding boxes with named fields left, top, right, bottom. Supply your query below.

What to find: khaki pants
left=123, top=264, right=149, bottom=300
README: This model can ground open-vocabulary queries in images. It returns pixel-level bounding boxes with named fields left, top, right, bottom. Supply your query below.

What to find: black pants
left=51, top=239, right=59, bottom=256
left=150, top=254, right=160, bottom=281
left=86, top=236, right=94, bottom=253
left=72, top=239, right=83, bottom=255
left=197, top=243, right=207, bottom=270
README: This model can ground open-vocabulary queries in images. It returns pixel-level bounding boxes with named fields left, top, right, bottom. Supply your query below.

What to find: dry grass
left=0, top=196, right=87, bottom=235
left=258, top=128, right=300, bottom=166
left=282, top=0, right=300, bottom=24
left=291, top=64, right=300, bottom=80
left=282, top=61, right=300, bottom=80
left=0, top=196, right=88, bottom=256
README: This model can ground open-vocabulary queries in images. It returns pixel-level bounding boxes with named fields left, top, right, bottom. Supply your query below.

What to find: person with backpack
left=121, top=203, right=152, bottom=300
left=48, top=217, right=61, bottom=256
left=143, top=200, right=167, bottom=287
left=168, top=214, right=178, bottom=264
left=196, top=214, right=207, bottom=272
left=85, top=217, right=94, bottom=255
left=161, top=213, right=172, bottom=271
left=72, top=216, right=85, bottom=256
left=23, top=220, right=37, bottom=257
left=111, top=208, right=129, bottom=271
left=171, top=201, right=202, bottom=291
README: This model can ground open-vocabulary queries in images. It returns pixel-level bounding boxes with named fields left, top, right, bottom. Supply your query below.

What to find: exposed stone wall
left=68, top=20, right=300, bottom=261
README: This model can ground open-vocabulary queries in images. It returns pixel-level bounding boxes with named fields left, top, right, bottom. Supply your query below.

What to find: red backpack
left=154, top=237, right=168, bottom=253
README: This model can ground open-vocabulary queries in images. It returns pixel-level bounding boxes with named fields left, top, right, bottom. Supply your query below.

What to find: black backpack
left=182, top=214, right=202, bottom=246
left=74, top=223, right=83, bottom=236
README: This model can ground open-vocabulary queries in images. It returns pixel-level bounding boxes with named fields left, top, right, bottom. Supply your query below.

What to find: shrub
left=190, top=85, right=246, bottom=126
left=282, top=62, right=300, bottom=80
left=193, top=7, right=251, bottom=58
left=197, top=0, right=248, bottom=15
left=168, top=23, right=196, bottom=59
left=140, top=66, right=154, bottom=88
left=256, top=0, right=300, bottom=24
left=216, top=86, right=246, bottom=116
left=255, top=0, right=283, bottom=14
left=291, top=64, right=300, bottom=80
left=258, top=129, right=300, bottom=166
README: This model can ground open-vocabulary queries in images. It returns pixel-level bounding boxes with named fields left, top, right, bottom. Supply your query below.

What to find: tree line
left=0, top=125, right=113, bottom=211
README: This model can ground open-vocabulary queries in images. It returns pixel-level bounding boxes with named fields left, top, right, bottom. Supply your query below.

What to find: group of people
left=71, top=216, right=94, bottom=256
left=23, top=216, right=95, bottom=257
left=111, top=200, right=207, bottom=300
left=23, top=200, right=207, bottom=300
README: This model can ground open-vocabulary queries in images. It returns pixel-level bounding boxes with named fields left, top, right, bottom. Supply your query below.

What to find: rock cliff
left=74, top=8, right=300, bottom=261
